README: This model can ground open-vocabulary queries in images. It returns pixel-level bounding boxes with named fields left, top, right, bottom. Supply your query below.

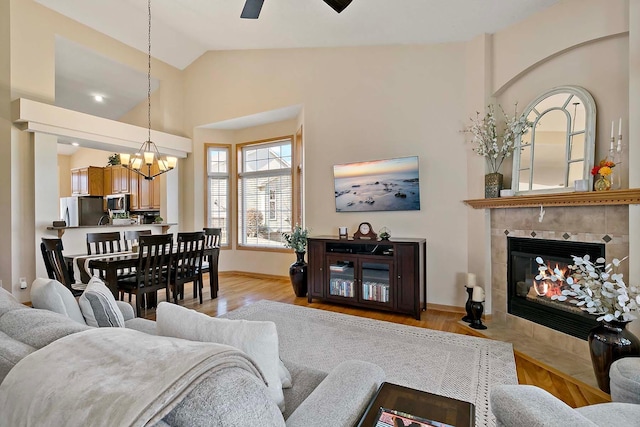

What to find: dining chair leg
left=135, top=291, right=142, bottom=318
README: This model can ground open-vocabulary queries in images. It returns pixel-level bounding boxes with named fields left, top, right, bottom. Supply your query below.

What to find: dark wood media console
left=307, top=236, right=426, bottom=319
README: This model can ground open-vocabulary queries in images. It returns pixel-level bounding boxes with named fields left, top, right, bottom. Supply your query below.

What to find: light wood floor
left=143, top=272, right=610, bottom=408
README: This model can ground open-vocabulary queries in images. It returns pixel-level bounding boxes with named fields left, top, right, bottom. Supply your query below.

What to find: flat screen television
left=333, top=156, right=420, bottom=212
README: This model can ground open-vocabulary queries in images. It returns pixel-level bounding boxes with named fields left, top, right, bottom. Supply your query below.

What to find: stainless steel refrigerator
left=60, top=196, right=105, bottom=226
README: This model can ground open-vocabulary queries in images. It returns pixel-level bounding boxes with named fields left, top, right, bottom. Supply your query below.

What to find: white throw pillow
left=156, top=302, right=287, bottom=411
left=78, top=277, right=125, bottom=328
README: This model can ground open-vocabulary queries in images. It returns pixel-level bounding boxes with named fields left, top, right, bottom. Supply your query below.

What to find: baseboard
left=425, top=304, right=493, bottom=321
left=219, top=271, right=289, bottom=281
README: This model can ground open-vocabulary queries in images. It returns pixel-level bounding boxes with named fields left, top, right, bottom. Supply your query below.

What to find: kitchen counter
left=46, top=223, right=177, bottom=238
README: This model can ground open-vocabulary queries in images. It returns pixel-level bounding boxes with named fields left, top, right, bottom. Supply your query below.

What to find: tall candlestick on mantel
left=611, top=121, right=615, bottom=139
left=619, top=117, right=622, bottom=137
left=466, top=273, right=477, bottom=288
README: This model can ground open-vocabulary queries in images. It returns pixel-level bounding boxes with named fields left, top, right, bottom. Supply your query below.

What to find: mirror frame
left=511, top=85, right=596, bottom=195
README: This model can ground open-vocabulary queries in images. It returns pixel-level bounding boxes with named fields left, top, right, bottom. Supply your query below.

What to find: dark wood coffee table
left=357, top=382, right=475, bottom=427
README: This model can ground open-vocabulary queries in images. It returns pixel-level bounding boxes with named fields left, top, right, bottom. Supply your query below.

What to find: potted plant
left=464, top=104, right=531, bottom=198
left=282, top=225, right=310, bottom=297
left=107, top=153, right=121, bottom=166
left=537, top=255, right=640, bottom=392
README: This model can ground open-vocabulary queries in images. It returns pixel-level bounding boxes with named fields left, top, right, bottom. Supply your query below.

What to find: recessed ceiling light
left=71, top=142, right=80, bottom=146
left=94, top=95, right=104, bottom=102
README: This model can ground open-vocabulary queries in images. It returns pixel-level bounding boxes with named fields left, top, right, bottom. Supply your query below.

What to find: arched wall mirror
left=511, top=86, right=596, bottom=194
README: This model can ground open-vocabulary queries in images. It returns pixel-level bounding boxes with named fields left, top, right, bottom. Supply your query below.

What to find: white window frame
left=205, top=144, right=230, bottom=247
left=237, top=137, right=293, bottom=250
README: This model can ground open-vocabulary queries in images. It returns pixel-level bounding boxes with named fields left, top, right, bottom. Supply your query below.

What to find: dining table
left=64, top=245, right=220, bottom=300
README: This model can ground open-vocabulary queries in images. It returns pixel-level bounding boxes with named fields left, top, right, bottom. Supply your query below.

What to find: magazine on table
left=374, top=407, right=455, bottom=427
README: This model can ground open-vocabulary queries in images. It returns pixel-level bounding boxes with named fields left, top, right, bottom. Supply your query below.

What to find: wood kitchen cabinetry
left=71, top=166, right=104, bottom=196
left=137, top=163, right=161, bottom=210
left=307, top=236, right=426, bottom=319
left=103, top=165, right=130, bottom=194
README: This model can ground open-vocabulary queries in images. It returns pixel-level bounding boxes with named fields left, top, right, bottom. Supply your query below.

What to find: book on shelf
left=329, top=264, right=350, bottom=272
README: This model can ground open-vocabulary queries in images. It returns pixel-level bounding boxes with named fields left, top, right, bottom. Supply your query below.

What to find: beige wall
left=183, top=44, right=470, bottom=305
left=496, top=35, right=629, bottom=187
left=0, top=0, right=11, bottom=292
left=57, top=155, right=71, bottom=198
left=4, top=0, right=184, bottom=294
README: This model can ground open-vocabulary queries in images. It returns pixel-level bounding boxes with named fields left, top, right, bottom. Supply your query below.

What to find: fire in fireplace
left=507, top=237, right=604, bottom=340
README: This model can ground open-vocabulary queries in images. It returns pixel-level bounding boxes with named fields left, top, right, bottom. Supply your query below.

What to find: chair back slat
left=203, top=228, right=221, bottom=247
left=86, top=232, right=123, bottom=255
left=123, top=230, right=152, bottom=251
left=40, top=238, right=78, bottom=295
left=175, top=232, right=205, bottom=279
left=137, top=234, right=173, bottom=289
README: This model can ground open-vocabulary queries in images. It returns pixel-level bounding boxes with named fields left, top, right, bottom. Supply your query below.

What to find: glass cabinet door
left=360, top=261, right=391, bottom=304
left=328, top=258, right=356, bottom=299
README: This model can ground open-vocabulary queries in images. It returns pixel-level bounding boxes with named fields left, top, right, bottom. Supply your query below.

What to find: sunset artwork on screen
left=334, top=156, right=420, bottom=212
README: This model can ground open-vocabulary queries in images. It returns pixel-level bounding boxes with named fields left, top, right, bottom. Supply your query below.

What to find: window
left=206, top=144, right=230, bottom=246
left=238, top=137, right=295, bottom=249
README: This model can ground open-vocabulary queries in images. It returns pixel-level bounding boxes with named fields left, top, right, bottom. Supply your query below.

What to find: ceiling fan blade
left=323, top=0, right=353, bottom=13
left=241, top=0, right=264, bottom=19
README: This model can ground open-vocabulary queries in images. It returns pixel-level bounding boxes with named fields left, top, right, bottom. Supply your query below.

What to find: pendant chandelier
left=120, top=0, right=176, bottom=180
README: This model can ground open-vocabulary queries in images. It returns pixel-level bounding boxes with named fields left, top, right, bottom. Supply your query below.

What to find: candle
left=619, top=118, right=622, bottom=137
left=472, top=286, right=485, bottom=302
left=611, top=121, right=614, bottom=139
left=466, top=273, right=477, bottom=287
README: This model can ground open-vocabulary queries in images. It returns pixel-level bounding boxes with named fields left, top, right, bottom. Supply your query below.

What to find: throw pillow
left=78, top=277, right=125, bottom=328
left=156, top=302, right=286, bottom=411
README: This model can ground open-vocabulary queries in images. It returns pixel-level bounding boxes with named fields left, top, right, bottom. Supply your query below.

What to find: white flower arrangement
left=536, top=255, right=640, bottom=322
left=465, top=104, right=532, bottom=173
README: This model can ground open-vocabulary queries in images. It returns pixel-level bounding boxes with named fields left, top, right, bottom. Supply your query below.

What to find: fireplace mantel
left=464, top=188, right=640, bottom=209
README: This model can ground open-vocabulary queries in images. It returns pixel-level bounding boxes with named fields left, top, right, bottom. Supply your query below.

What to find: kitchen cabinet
left=137, top=163, right=161, bottom=210
left=104, top=165, right=130, bottom=194
left=71, top=167, right=104, bottom=196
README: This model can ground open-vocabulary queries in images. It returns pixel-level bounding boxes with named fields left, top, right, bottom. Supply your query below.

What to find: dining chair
left=40, top=238, right=82, bottom=297
left=116, top=234, right=173, bottom=316
left=86, top=231, right=123, bottom=255
left=123, top=230, right=152, bottom=251
left=86, top=231, right=126, bottom=280
left=171, top=231, right=206, bottom=304
left=203, top=228, right=222, bottom=299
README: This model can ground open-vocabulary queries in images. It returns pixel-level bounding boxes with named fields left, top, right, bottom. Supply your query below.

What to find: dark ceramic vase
left=289, top=251, right=308, bottom=297
left=588, top=320, right=640, bottom=393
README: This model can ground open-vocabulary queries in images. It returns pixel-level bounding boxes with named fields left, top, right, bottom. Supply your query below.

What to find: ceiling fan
left=241, top=0, right=353, bottom=19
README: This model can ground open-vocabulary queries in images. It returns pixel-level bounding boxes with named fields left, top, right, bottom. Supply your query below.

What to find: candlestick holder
left=462, top=286, right=473, bottom=323
left=470, top=300, right=487, bottom=330
left=609, top=136, right=623, bottom=190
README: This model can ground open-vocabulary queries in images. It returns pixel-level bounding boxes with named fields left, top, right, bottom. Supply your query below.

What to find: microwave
left=106, top=194, right=130, bottom=213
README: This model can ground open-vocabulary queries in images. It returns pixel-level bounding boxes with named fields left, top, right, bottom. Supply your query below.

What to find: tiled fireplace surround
left=488, top=205, right=629, bottom=385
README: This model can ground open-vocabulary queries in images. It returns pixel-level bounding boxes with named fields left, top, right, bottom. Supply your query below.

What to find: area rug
left=222, top=300, right=517, bottom=427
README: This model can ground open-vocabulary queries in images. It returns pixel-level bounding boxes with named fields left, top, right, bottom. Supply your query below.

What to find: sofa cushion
left=610, top=357, right=640, bottom=404
left=0, top=287, right=26, bottom=317
left=281, top=360, right=328, bottom=420
left=156, top=302, right=286, bottom=411
left=0, top=331, right=36, bottom=385
left=576, top=402, right=640, bottom=426
left=30, top=278, right=86, bottom=324
left=78, top=277, right=125, bottom=328
left=163, top=365, right=285, bottom=426
left=0, top=308, right=91, bottom=349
